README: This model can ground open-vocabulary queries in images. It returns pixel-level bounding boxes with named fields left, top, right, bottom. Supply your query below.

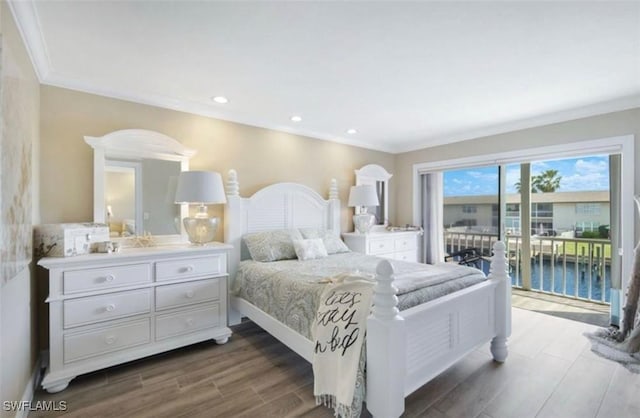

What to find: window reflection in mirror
left=364, top=181, right=385, bottom=225
left=355, top=164, right=392, bottom=227
left=105, top=159, right=181, bottom=237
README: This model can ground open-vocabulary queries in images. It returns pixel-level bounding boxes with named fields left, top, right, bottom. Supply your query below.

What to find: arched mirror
left=354, top=164, right=392, bottom=227
left=85, top=129, right=196, bottom=245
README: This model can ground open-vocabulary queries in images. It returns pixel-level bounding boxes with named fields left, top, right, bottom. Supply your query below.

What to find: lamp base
left=183, top=216, right=219, bottom=245
left=353, top=213, right=375, bottom=234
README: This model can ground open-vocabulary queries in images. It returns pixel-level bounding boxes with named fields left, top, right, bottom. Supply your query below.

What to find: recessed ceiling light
left=212, top=96, right=229, bottom=104
left=346, top=129, right=358, bottom=135
left=290, top=115, right=302, bottom=122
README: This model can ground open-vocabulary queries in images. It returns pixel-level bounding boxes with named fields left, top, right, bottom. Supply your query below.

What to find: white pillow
left=293, top=238, right=328, bottom=261
left=299, top=228, right=350, bottom=254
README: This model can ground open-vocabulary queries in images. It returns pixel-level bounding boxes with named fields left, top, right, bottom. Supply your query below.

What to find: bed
left=223, top=170, right=511, bottom=418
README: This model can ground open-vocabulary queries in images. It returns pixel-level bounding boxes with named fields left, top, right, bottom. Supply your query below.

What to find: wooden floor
left=31, top=306, right=640, bottom=418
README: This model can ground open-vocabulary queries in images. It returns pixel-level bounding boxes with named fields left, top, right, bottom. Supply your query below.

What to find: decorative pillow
left=293, top=238, right=328, bottom=261
left=243, top=230, right=298, bottom=262
left=299, top=228, right=350, bottom=254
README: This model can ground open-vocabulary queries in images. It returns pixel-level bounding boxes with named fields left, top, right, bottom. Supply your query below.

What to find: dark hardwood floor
left=30, top=303, right=639, bottom=418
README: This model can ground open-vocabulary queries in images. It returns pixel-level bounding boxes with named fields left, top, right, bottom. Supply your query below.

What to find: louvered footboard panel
left=402, top=281, right=498, bottom=396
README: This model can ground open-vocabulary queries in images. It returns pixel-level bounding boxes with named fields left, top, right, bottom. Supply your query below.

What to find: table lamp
left=348, top=184, right=379, bottom=234
left=175, top=171, right=227, bottom=244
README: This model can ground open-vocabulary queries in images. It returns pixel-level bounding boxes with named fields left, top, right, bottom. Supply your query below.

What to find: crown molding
left=8, top=0, right=51, bottom=81
left=41, top=71, right=640, bottom=156
left=41, top=71, right=397, bottom=154
left=394, top=94, right=640, bottom=154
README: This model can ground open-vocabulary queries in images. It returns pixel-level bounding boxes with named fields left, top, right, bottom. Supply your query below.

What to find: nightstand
left=342, top=230, right=420, bottom=262
left=38, top=243, right=232, bottom=393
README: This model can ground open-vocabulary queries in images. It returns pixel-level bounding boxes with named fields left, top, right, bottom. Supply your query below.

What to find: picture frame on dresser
left=38, top=244, right=232, bottom=393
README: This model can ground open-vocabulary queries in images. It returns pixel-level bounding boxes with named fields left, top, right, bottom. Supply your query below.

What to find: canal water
left=480, top=259, right=611, bottom=303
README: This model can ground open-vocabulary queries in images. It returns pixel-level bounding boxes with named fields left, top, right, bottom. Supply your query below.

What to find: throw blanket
left=313, top=273, right=375, bottom=418
left=585, top=195, right=640, bottom=373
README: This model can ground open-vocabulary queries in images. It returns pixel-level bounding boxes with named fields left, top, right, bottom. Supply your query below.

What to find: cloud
left=575, top=158, right=608, bottom=175
left=561, top=172, right=609, bottom=191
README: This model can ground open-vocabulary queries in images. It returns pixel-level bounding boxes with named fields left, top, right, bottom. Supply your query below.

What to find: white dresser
left=38, top=243, right=232, bottom=393
left=342, top=230, right=421, bottom=262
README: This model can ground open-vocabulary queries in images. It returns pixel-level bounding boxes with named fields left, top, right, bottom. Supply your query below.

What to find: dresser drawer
left=156, top=305, right=220, bottom=340
left=368, top=238, right=394, bottom=255
left=156, top=255, right=225, bottom=281
left=155, top=279, right=220, bottom=311
left=394, top=250, right=417, bottom=262
left=63, top=289, right=151, bottom=328
left=63, top=264, right=151, bottom=294
left=64, top=319, right=150, bottom=363
left=394, top=236, right=416, bottom=252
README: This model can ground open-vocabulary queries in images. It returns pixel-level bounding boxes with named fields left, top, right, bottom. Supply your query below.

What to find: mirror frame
left=354, top=164, right=392, bottom=227
left=85, top=129, right=197, bottom=245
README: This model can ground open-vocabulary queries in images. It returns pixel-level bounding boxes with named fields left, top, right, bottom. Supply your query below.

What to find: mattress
left=232, top=251, right=486, bottom=340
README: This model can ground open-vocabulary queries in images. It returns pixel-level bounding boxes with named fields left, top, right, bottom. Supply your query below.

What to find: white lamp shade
left=348, top=185, right=379, bottom=207
left=175, top=171, right=227, bottom=204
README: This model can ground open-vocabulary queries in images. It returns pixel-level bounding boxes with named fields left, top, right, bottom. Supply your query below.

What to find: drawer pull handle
left=104, top=274, right=115, bottom=282
left=182, top=265, right=195, bottom=273
left=186, top=318, right=195, bottom=327
left=104, top=335, right=117, bottom=345
left=105, top=303, right=116, bottom=312
left=185, top=290, right=195, bottom=299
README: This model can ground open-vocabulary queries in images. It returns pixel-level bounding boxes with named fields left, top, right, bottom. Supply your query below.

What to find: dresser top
left=342, top=230, right=421, bottom=238
left=38, top=242, right=232, bottom=269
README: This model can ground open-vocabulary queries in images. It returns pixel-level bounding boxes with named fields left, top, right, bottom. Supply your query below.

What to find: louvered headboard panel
left=224, top=177, right=341, bottom=286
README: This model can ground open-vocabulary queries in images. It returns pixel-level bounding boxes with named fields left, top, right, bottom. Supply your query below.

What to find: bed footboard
left=366, top=241, right=510, bottom=418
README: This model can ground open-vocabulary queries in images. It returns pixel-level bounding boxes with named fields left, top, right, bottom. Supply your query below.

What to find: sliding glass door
left=432, top=154, right=617, bottom=307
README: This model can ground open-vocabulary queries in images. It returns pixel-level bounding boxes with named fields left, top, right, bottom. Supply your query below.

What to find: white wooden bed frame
left=223, top=170, right=511, bottom=418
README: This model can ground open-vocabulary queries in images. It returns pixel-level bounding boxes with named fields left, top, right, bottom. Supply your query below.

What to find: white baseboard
left=14, top=355, right=42, bottom=418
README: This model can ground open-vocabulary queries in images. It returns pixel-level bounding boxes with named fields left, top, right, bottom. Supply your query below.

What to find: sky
left=443, top=155, right=610, bottom=197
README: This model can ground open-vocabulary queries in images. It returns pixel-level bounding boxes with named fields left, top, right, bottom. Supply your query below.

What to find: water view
left=441, top=155, right=613, bottom=306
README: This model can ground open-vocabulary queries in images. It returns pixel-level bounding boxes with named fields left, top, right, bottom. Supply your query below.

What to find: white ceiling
left=10, top=1, right=640, bottom=153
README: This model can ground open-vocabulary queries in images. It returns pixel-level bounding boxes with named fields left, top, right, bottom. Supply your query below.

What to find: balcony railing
left=445, top=231, right=611, bottom=304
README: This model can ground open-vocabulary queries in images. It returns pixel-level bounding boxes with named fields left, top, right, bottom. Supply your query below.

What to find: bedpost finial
left=490, top=241, right=508, bottom=279
left=376, top=258, right=395, bottom=277
left=329, top=178, right=338, bottom=200
left=226, top=169, right=239, bottom=196
left=372, top=259, right=399, bottom=320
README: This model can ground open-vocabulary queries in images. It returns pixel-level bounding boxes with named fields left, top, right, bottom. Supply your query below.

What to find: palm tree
left=535, top=169, right=562, bottom=192
left=514, top=169, right=562, bottom=193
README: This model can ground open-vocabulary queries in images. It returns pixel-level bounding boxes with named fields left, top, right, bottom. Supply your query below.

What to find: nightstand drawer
left=394, top=237, right=416, bottom=252
left=156, top=305, right=220, bottom=340
left=368, top=238, right=394, bottom=255
left=63, top=264, right=151, bottom=294
left=64, top=319, right=150, bottom=363
left=63, top=289, right=151, bottom=328
left=156, top=255, right=225, bottom=281
left=155, top=279, right=220, bottom=311
left=394, top=250, right=417, bottom=262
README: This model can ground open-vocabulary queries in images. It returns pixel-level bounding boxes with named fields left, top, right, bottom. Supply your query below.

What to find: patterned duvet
left=232, top=252, right=486, bottom=340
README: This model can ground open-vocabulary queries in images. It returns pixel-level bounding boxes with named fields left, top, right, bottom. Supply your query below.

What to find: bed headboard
left=223, top=169, right=341, bottom=282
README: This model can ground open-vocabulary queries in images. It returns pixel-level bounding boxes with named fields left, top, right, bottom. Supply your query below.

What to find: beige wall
left=40, top=86, right=396, bottom=238
left=0, top=0, right=40, bottom=413
left=394, top=108, right=640, bottom=239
